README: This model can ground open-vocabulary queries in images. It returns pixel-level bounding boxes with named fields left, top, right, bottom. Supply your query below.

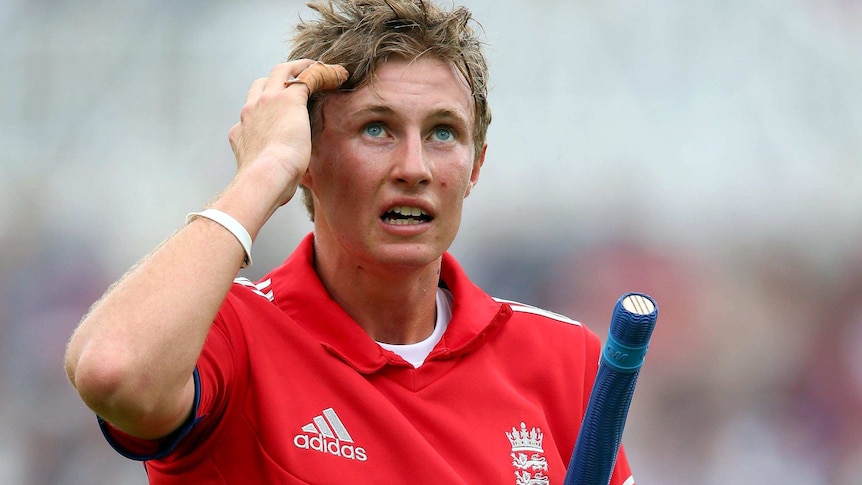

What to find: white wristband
left=186, top=209, right=253, bottom=268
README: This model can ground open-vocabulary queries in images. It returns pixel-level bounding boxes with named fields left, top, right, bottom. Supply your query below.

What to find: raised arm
left=64, top=60, right=347, bottom=439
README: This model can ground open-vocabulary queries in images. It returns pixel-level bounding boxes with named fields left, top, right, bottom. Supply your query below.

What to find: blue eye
left=433, top=127, right=453, bottom=141
left=365, top=123, right=384, bottom=137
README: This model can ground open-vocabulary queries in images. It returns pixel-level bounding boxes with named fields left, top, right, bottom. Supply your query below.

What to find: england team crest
left=506, top=422, right=549, bottom=485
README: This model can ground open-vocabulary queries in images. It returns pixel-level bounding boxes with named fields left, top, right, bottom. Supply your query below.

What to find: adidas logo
left=293, top=408, right=368, bottom=462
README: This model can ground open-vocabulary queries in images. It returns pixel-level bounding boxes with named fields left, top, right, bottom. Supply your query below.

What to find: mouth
left=381, top=205, right=433, bottom=225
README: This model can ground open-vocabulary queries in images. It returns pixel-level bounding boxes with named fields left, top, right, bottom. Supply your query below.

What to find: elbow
left=67, top=344, right=140, bottom=418
left=66, top=332, right=161, bottom=422
left=64, top=318, right=128, bottom=413
left=65, top=316, right=157, bottom=418
left=66, top=341, right=193, bottom=440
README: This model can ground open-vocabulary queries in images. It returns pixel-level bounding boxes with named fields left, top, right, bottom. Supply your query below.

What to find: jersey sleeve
left=98, top=291, right=246, bottom=461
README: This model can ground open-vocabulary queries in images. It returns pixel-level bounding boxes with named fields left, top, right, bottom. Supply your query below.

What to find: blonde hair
left=288, top=0, right=491, bottom=220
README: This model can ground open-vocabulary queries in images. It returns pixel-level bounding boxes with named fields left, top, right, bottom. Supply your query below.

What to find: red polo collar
left=264, top=233, right=511, bottom=377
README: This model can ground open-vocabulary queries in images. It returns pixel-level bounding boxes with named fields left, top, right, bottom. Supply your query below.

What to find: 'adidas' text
left=293, top=435, right=368, bottom=461
left=293, top=407, right=368, bottom=462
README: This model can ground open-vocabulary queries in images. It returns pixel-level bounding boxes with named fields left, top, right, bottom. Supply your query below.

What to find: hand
left=218, top=61, right=347, bottom=236
left=227, top=59, right=319, bottom=211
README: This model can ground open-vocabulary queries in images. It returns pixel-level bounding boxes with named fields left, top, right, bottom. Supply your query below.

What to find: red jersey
left=101, top=234, right=635, bottom=484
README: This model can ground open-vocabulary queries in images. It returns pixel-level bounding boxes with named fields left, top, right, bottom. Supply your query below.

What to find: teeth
left=384, top=206, right=429, bottom=225
left=391, top=206, right=426, bottom=217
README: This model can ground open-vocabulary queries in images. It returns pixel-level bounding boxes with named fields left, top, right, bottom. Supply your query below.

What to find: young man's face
left=304, top=56, right=485, bottom=270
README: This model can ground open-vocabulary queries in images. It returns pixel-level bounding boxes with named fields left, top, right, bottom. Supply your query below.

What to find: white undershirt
left=377, top=288, right=452, bottom=368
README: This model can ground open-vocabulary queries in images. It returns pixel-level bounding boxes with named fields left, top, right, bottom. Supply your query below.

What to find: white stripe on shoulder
left=622, top=476, right=635, bottom=485
left=494, top=298, right=581, bottom=326
left=234, top=277, right=274, bottom=302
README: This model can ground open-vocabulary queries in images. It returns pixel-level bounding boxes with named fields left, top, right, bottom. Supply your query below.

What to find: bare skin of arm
left=64, top=59, right=346, bottom=439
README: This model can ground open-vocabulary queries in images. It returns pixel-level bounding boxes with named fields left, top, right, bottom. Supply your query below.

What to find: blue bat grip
left=564, top=293, right=657, bottom=485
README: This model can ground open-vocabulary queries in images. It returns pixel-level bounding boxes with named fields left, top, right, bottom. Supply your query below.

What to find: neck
left=312, top=239, right=441, bottom=345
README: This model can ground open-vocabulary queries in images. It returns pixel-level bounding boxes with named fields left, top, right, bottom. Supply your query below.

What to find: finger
left=228, top=122, right=241, bottom=153
left=245, top=78, right=266, bottom=105
left=263, top=59, right=316, bottom=93
left=286, top=62, right=349, bottom=95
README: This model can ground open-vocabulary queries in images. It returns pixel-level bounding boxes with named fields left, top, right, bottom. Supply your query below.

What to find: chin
left=370, top=241, right=446, bottom=268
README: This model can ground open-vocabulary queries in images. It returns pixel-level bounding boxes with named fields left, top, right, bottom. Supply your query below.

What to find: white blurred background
left=1, top=0, right=861, bottom=483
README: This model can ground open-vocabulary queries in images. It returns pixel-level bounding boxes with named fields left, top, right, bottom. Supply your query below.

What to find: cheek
left=439, top=166, right=472, bottom=192
left=320, top=156, right=384, bottom=207
left=313, top=149, right=347, bottom=186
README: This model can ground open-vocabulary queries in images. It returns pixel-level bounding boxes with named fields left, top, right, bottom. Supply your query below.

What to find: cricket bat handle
left=564, top=293, right=658, bottom=485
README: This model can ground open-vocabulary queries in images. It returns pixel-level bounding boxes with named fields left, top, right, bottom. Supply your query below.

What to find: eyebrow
left=350, top=105, right=396, bottom=118
left=428, top=108, right=471, bottom=128
left=349, top=105, right=471, bottom=128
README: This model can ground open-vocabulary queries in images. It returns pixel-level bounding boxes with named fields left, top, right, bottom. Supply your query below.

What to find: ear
left=464, top=143, right=487, bottom=198
left=301, top=151, right=316, bottom=190
left=300, top=168, right=313, bottom=191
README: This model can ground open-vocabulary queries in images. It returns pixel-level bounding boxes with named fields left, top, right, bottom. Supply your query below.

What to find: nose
left=391, top=131, right=433, bottom=187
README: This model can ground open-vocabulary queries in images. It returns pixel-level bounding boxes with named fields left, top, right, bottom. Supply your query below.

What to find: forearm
left=63, top=167, right=288, bottom=435
left=64, top=208, right=249, bottom=434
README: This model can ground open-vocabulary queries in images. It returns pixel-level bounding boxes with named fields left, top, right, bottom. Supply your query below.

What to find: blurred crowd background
left=2, top=0, right=861, bottom=483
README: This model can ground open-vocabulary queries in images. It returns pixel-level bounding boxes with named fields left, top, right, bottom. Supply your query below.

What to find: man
left=64, top=1, right=636, bottom=483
